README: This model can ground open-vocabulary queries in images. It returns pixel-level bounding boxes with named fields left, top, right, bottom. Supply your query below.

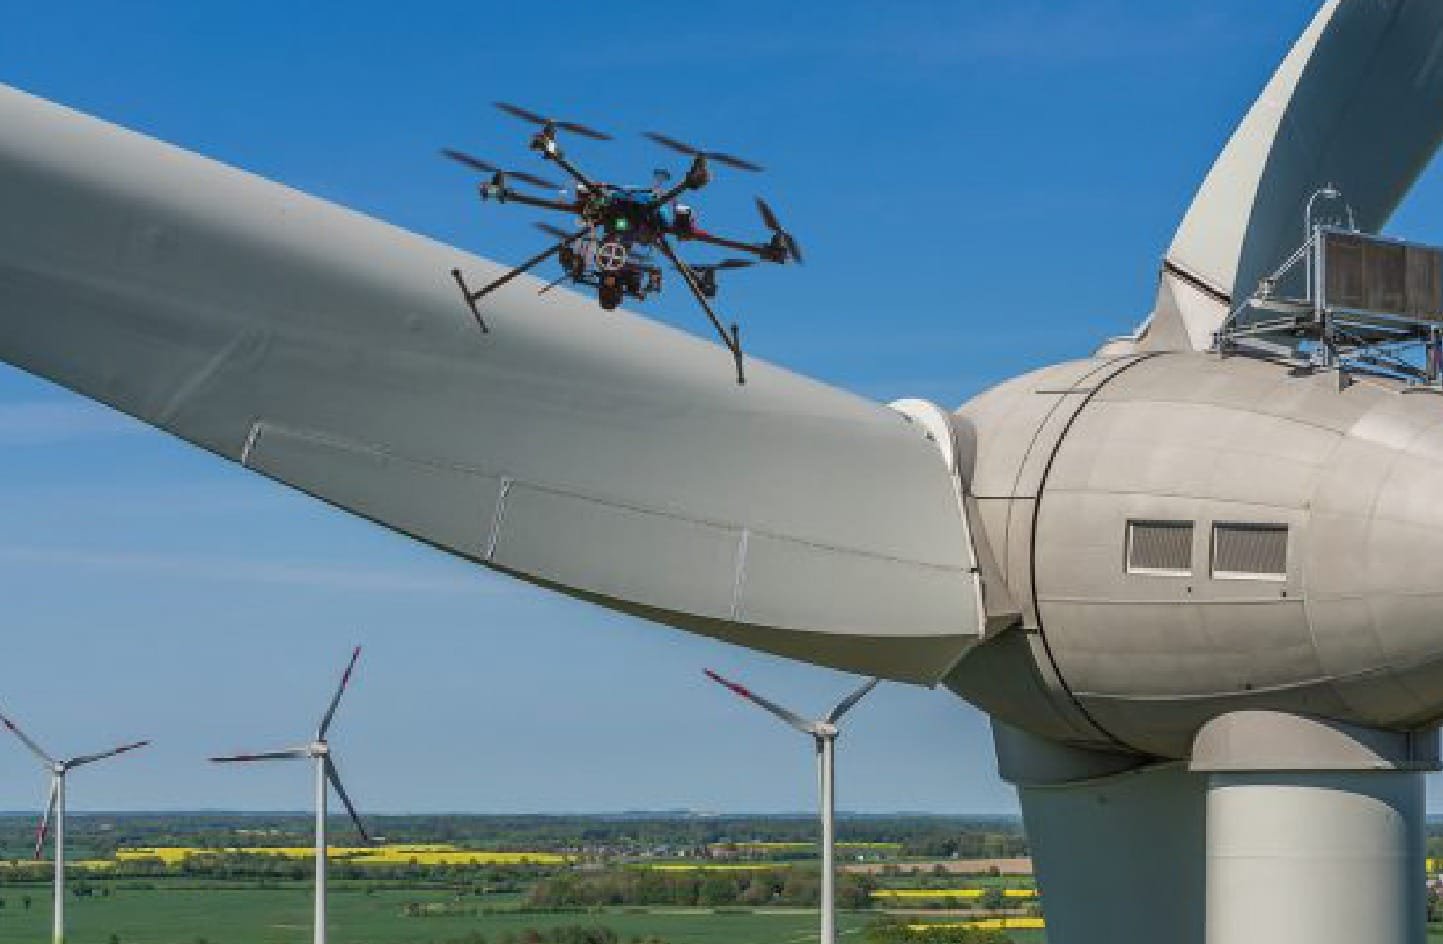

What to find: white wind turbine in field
left=0, top=707, right=148, bottom=944
left=704, top=669, right=878, bottom=944
left=210, top=646, right=372, bottom=944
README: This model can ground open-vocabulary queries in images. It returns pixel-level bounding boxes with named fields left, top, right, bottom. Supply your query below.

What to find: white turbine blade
left=824, top=677, right=879, bottom=724
left=1148, top=0, right=1443, bottom=350
left=32, top=778, right=57, bottom=859
left=704, top=669, right=814, bottom=734
left=0, top=707, right=54, bottom=766
left=209, top=747, right=311, bottom=763
left=66, top=739, right=149, bottom=768
left=323, top=756, right=370, bottom=843
left=317, top=645, right=361, bottom=740
left=0, top=83, right=986, bottom=685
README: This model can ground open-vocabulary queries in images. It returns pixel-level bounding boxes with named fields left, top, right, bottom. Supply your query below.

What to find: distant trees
left=866, top=917, right=1012, bottom=944
left=527, top=868, right=877, bottom=909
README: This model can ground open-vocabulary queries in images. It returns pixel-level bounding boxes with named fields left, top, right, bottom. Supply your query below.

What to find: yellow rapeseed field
left=871, top=888, right=1037, bottom=900
left=108, top=845, right=572, bottom=866
left=907, top=918, right=1046, bottom=931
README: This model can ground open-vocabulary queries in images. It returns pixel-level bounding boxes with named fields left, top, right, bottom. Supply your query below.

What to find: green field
left=0, top=882, right=982, bottom=944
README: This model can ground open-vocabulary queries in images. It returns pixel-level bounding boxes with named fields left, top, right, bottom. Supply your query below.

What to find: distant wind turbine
left=704, top=669, right=878, bottom=944
left=0, top=707, right=148, bottom=944
left=210, top=646, right=371, bottom=944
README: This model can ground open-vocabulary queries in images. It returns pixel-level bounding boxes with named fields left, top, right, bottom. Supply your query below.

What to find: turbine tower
left=705, top=669, right=877, bottom=944
left=210, top=646, right=371, bottom=944
left=0, top=708, right=148, bottom=944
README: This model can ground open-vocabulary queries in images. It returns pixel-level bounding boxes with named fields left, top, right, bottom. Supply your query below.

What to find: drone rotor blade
left=704, top=669, right=815, bottom=735
left=33, top=778, right=57, bottom=859
left=325, top=756, right=371, bottom=843
left=209, top=747, right=312, bottom=763
left=554, top=120, right=612, bottom=141
left=717, top=258, right=755, bottom=270
left=755, top=197, right=780, bottom=233
left=67, top=739, right=150, bottom=768
left=0, top=708, right=54, bottom=766
left=825, top=677, right=879, bottom=724
left=440, top=149, right=499, bottom=175
left=755, top=197, right=803, bottom=264
left=496, top=102, right=611, bottom=140
left=645, top=133, right=761, bottom=172
left=317, top=645, right=362, bottom=739
left=708, top=153, right=763, bottom=173
left=644, top=132, right=701, bottom=157
left=494, top=101, right=548, bottom=125
left=507, top=170, right=563, bottom=191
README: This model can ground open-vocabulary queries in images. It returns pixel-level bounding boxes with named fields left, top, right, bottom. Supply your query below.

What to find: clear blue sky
left=2, top=1, right=1438, bottom=815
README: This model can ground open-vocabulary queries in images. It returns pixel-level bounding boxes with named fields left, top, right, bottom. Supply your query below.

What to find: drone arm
left=685, top=229, right=775, bottom=259
left=537, top=148, right=599, bottom=192
left=487, top=188, right=578, bottom=214
left=656, top=237, right=745, bottom=385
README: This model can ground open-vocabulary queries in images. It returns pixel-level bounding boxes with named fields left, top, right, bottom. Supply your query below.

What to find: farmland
left=0, top=813, right=1047, bottom=943
left=3, top=811, right=1443, bottom=942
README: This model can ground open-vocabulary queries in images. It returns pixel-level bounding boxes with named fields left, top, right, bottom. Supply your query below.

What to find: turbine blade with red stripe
left=33, top=778, right=57, bottom=859
left=0, top=707, right=54, bottom=766
left=317, top=646, right=362, bottom=739
left=703, top=669, right=814, bottom=734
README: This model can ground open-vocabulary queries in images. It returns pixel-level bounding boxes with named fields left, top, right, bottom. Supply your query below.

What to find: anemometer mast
left=1217, top=185, right=1443, bottom=386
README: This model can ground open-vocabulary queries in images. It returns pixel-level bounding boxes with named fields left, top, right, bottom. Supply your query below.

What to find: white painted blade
left=209, top=747, right=311, bottom=763
left=1146, top=0, right=1443, bottom=350
left=66, top=739, right=149, bottom=769
left=0, top=707, right=54, bottom=767
left=824, top=677, right=878, bottom=724
left=0, top=83, right=983, bottom=685
left=33, top=778, right=57, bottom=859
left=704, top=668, right=815, bottom=734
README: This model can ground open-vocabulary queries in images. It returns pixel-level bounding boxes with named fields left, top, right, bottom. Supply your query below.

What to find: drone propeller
left=643, top=133, right=764, bottom=173
left=494, top=102, right=612, bottom=141
left=440, top=149, right=560, bottom=191
left=756, top=197, right=803, bottom=264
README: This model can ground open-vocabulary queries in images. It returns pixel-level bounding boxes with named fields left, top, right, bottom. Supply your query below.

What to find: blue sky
left=2, top=1, right=1438, bottom=816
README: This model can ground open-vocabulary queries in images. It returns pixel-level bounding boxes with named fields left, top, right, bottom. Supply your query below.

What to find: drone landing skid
left=450, top=268, right=489, bottom=334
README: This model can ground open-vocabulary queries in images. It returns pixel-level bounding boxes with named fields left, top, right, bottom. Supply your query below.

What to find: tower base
left=995, top=713, right=1438, bottom=944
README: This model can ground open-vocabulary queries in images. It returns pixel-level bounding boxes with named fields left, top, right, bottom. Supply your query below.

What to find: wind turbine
left=210, top=646, right=371, bottom=944
left=704, top=669, right=877, bottom=944
left=0, top=708, right=148, bottom=944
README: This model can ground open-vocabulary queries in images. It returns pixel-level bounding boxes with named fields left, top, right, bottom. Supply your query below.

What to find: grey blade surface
left=324, top=756, right=370, bottom=842
left=704, top=668, right=815, bottom=735
left=67, top=739, right=150, bottom=769
left=33, top=777, right=57, bottom=859
left=0, top=708, right=54, bottom=766
left=209, top=747, right=311, bottom=762
left=317, top=646, right=361, bottom=740
left=0, top=83, right=984, bottom=685
left=824, top=676, right=879, bottom=724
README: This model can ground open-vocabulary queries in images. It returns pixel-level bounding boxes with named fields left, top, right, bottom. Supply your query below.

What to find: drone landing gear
left=451, top=228, right=589, bottom=332
left=658, top=237, right=746, bottom=386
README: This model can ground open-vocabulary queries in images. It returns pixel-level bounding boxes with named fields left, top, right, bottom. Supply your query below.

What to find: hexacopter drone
left=444, top=102, right=803, bottom=384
